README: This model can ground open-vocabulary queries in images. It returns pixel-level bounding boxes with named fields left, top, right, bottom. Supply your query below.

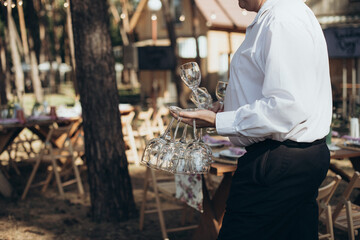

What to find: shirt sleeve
left=216, top=20, right=316, bottom=141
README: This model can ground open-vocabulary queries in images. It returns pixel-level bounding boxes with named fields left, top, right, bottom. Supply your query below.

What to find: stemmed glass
left=190, top=87, right=213, bottom=109
left=184, top=119, right=212, bottom=174
left=141, top=115, right=177, bottom=168
left=180, top=62, right=201, bottom=103
left=172, top=124, right=188, bottom=174
left=206, top=81, right=229, bottom=134
left=156, top=117, right=183, bottom=172
left=216, top=81, right=228, bottom=107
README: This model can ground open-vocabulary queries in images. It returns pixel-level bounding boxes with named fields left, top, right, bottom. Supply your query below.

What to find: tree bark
left=7, top=1, right=25, bottom=104
left=66, top=0, right=78, bottom=95
left=28, top=35, right=43, bottom=103
left=70, top=0, right=137, bottom=221
left=16, top=0, right=30, bottom=65
left=160, top=0, right=186, bottom=107
left=0, top=37, right=7, bottom=105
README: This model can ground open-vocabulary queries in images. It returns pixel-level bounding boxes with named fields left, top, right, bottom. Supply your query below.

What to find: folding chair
left=21, top=122, right=84, bottom=200
left=139, top=168, right=198, bottom=239
left=317, top=175, right=341, bottom=240
left=133, top=108, right=154, bottom=148
left=332, top=171, right=360, bottom=240
left=121, top=111, right=139, bottom=164
left=151, top=106, right=170, bottom=136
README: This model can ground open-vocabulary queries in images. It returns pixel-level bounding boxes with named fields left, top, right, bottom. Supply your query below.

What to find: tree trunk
left=160, top=0, right=186, bottom=108
left=7, top=0, right=25, bottom=104
left=2, top=29, right=12, bottom=100
left=66, top=0, right=79, bottom=95
left=70, top=0, right=137, bottom=221
left=17, top=0, right=30, bottom=65
left=28, top=35, right=43, bottom=103
left=0, top=37, right=7, bottom=105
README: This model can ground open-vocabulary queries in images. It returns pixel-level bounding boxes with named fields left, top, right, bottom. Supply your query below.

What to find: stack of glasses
left=141, top=62, right=224, bottom=174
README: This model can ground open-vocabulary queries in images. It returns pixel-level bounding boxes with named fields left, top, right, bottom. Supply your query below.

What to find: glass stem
left=173, top=117, right=182, bottom=141
left=193, top=119, right=197, bottom=141
left=192, top=88, right=200, bottom=106
left=161, top=117, right=175, bottom=139
left=180, top=124, right=188, bottom=143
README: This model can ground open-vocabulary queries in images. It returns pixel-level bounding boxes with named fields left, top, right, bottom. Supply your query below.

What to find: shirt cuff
left=216, top=111, right=237, bottom=136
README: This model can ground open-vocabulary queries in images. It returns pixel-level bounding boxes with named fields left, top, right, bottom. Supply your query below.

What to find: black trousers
left=218, top=138, right=330, bottom=240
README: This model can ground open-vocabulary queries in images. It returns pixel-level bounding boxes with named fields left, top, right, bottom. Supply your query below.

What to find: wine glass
left=184, top=119, right=212, bottom=174
left=190, top=87, right=213, bottom=109
left=156, top=117, right=183, bottom=172
left=171, top=124, right=188, bottom=174
left=141, top=116, right=176, bottom=168
left=180, top=62, right=201, bottom=102
left=216, top=81, right=228, bottom=106
left=206, top=81, right=228, bottom=134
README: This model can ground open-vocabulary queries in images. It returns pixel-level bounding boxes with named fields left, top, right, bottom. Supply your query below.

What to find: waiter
left=172, top=0, right=332, bottom=239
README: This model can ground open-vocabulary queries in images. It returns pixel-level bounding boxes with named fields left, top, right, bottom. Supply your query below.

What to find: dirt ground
left=0, top=158, right=358, bottom=240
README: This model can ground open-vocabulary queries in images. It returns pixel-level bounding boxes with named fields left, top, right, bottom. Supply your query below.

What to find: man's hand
left=210, top=101, right=224, bottom=113
left=170, top=109, right=216, bottom=128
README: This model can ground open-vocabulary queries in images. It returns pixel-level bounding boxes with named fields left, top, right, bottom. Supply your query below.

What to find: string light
left=63, top=2, right=69, bottom=8
left=179, top=14, right=185, bottom=22
left=120, top=13, right=126, bottom=19
left=0, top=0, right=23, bottom=8
left=151, top=14, right=157, bottom=21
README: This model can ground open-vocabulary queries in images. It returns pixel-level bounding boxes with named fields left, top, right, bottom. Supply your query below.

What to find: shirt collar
left=247, top=0, right=281, bottom=28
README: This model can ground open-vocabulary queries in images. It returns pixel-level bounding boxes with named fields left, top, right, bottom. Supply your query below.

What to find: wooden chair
left=121, top=111, right=139, bottom=165
left=332, top=171, right=360, bottom=240
left=21, top=122, right=85, bottom=200
left=317, top=175, right=342, bottom=240
left=139, top=168, right=198, bottom=239
left=133, top=108, right=154, bottom=148
left=151, top=106, right=170, bottom=136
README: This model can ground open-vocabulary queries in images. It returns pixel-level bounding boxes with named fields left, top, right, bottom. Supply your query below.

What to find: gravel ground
left=0, top=159, right=358, bottom=240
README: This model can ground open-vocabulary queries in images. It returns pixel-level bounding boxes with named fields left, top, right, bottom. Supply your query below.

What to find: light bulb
left=147, top=0, right=162, bottom=11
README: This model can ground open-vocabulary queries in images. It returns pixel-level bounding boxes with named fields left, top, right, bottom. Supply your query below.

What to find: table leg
left=349, top=157, right=360, bottom=205
left=329, top=163, right=351, bottom=182
left=192, top=172, right=233, bottom=240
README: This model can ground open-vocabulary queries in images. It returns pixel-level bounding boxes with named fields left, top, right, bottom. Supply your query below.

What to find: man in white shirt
left=174, top=0, right=332, bottom=239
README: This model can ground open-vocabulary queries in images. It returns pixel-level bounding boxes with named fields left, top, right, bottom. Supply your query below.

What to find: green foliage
left=118, top=87, right=141, bottom=104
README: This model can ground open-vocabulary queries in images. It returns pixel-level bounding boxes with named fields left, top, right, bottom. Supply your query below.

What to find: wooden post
left=16, top=0, right=30, bottom=64
left=343, top=59, right=347, bottom=118
left=190, top=0, right=201, bottom=66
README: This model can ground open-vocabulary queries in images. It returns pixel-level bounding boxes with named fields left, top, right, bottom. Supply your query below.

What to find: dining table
left=0, top=116, right=81, bottom=155
left=191, top=139, right=360, bottom=240
left=0, top=116, right=81, bottom=197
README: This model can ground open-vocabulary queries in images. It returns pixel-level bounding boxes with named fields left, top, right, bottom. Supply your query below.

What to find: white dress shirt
left=216, top=0, right=332, bottom=147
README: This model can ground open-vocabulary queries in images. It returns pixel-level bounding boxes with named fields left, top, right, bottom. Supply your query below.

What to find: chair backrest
left=135, top=108, right=154, bottom=140
left=121, top=111, right=135, bottom=126
left=45, top=122, right=75, bottom=149
left=317, top=175, right=342, bottom=215
left=137, top=108, right=154, bottom=122
left=318, top=175, right=342, bottom=204
left=151, top=106, right=170, bottom=135
left=332, top=171, right=360, bottom=221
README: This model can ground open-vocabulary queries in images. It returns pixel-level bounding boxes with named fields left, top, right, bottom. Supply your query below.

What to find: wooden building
left=307, top=0, right=360, bottom=118
left=132, top=0, right=255, bottom=105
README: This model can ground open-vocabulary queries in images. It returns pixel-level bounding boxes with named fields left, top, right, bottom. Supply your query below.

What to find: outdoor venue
left=1, top=0, right=360, bottom=239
